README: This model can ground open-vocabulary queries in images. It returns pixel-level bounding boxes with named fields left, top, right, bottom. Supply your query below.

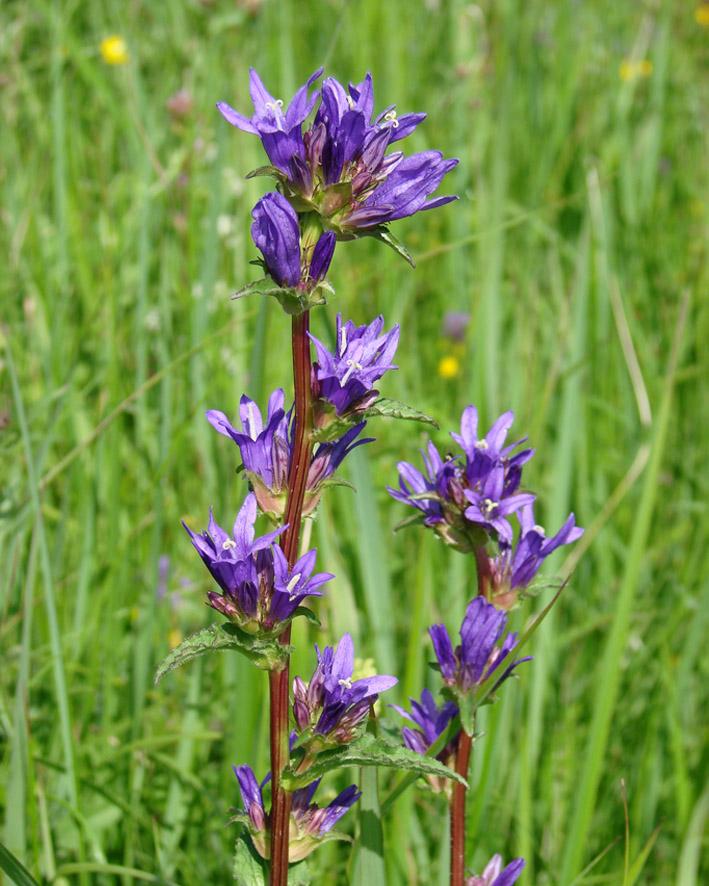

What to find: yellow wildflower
left=169, top=628, right=183, bottom=649
left=100, top=35, right=130, bottom=66
left=438, top=355, right=460, bottom=379
left=619, top=59, right=653, bottom=82
left=696, top=5, right=709, bottom=26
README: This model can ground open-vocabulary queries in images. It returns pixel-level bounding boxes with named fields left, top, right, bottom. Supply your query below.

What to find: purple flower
left=218, top=68, right=457, bottom=235
left=486, top=504, right=584, bottom=609
left=207, top=390, right=371, bottom=518
left=292, top=633, right=397, bottom=749
left=388, top=405, right=538, bottom=551
left=466, top=855, right=525, bottom=886
left=232, top=759, right=360, bottom=862
left=390, top=688, right=459, bottom=756
left=309, top=313, right=400, bottom=416
left=183, top=493, right=331, bottom=632
left=429, top=597, right=531, bottom=696
left=217, top=67, right=323, bottom=177
left=251, top=193, right=336, bottom=288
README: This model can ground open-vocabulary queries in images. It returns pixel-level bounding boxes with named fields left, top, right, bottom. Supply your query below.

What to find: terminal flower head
left=309, top=313, right=399, bottom=417
left=429, top=596, right=531, bottom=709
left=292, top=633, right=397, bottom=750
left=466, top=855, right=526, bottom=886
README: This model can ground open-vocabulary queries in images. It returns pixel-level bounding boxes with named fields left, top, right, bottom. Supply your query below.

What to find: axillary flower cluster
left=156, top=63, right=584, bottom=886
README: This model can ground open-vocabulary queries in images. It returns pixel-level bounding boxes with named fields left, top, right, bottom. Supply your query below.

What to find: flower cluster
left=310, top=313, right=400, bottom=419
left=218, top=68, right=457, bottom=241
left=388, top=404, right=583, bottom=605
left=207, top=390, right=372, bottom=520
left=183, top=493, right=332, bottom=633
left=233, top=759, right=360, bottom=862
left=430, top=596, right=531, bottom=701
left=292, top=633, right=398, bottom=751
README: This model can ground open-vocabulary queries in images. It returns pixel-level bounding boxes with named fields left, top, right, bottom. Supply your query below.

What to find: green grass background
left=1, top=0, right=707, bottom=883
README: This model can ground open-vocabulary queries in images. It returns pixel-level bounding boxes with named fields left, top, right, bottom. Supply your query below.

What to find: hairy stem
left=450, top=728, right=473, bottom=886
left=269, top=311, right=313, bottom=886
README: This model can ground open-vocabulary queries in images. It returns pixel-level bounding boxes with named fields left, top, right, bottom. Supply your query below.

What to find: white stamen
left=482, top=498, right=498, bottom=516
left=338, top=677, right=352, bottom=689
left=474, top=439, right=489, bottom=451
left=347, top=95, right=355, bottom=109
left=287, top=574, right=301, bottom=594
left=339, top=326, right=348, bottom=357
left=532, top=525, right=545, bottom=536
left=341, top=358, right=364, bottom=387
left=384, top=110, right=399, bottom=128
left=264, top=99, right=284, bottom=111
left=247, top=401, right=256, bottom=438
left=222, top=539, right=237, bottom=551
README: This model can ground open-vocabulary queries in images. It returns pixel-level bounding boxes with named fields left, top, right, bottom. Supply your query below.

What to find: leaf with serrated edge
left=154, top=622, right=292, bottom=684
left=366, top=398, right=439, bottom=429
left=281, top=733, right=466, bottom=792
left=245, top=165, right=283, bottom=180
left=363, top=227, right=416, bottom=268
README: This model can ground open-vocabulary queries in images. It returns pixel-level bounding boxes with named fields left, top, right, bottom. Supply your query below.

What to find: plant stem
left=473, top=544, right=491, bottom=601
left=450, top=728, right=472, bottom=886
left=269, top=311, right=313, bottom=886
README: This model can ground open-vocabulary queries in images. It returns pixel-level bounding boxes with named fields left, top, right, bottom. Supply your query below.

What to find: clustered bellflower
left=183, top=492, right=333, bottom=633
left=465, top=855, right=526, bottom=886
left=429, top=596, right=531, bottom=701
left=233, top=759, right=360, bottom=862
left=309, top=313, right=400, bottom=419
left=217, top=68, right=457, bottom=242
left=207, top=390, right=372, bottom=519
left=292, top=633, right=398, bottom=751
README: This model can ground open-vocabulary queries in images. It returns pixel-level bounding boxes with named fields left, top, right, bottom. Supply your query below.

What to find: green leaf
left=281, top=733, right=467, bottom=791
left=0, top=843, right=42, bottom=886
left=154, top=623, right=293, bottom=683
left=233, top=837, right=311, bottom=886
left=363, top=227, right=416, bottom=268
left=291, top=606, right=321, bottom=628
left=392, top=513, right=426, bottom=534
left=233, top=276, right=289, bottom=302
left=357, top=766, right=386, bottom=886
left=245, top=165, right=284, bottom=181
left=365, top=398, right=439, bottom=429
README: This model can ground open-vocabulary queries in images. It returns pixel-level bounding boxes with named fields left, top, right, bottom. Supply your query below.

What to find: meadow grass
left=1, top=0, right=707, bottom=884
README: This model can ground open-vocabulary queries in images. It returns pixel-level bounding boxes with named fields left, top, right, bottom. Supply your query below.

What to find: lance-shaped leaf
left=310, top=399, right=438, bottom=445
left=233, top=837, right=311, bottom=886
left=154, top=623, right=293, bottom=683
left=281, top=733, right=467, bottom=792
left=360, top=226, right=416, bottom=268
left=245, top=165, right=285, bottom=181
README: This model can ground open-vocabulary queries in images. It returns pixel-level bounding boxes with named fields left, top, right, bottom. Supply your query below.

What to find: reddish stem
left=269, top=311, right=313, bottom=886
left=450, top=729, right=473, bottom=886
left=473, top=544, right=491, bottom=601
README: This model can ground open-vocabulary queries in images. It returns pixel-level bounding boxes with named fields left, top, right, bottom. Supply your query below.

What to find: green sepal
left=392, top=513, right=426, bottom=533
left=154, top=622, right=293, bottom=683
left=233, top=836, right=311, bottom=886
left=291, top=606, right=321, bottom=628
left=318, top=182, right=353, bottom=217
left=245, top=165, right=284, bottom=182
left=281, top=733, right=467, bottom=792
left=360, top=226, right=416, bottom=268
left=318, top=475, right=357, bottom=492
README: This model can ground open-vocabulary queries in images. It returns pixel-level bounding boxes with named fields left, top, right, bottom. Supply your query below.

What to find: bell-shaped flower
left=390, top=688, right=459, bottom=792
left=429, top=597, right=531, bottom=699
left=292, top=633, right=397, bottom=751
left=217, top=67, right=323, bottom=177
left=309, top=313, right=399, bottom=417
left=465, top=855, right=525, bottom=886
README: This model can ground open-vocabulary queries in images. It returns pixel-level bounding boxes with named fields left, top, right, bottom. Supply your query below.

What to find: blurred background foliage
left=1, top=0, right=707, bottom=883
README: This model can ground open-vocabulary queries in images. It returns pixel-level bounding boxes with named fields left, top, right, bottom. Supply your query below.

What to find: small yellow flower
left=696, top=4, right=709, bottom=26
left=438, top=355, right=460, bottom=379
left=619, top=59, right=653, bottom=82
left=100, top=35, right=130, bottom=66
left=169, top=628, right=183, bottom=649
